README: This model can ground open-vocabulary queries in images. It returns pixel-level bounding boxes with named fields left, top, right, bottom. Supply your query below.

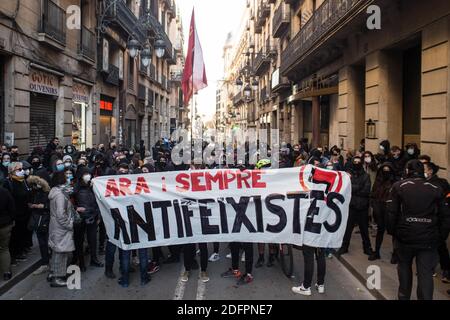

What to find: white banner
left=92, top=165, right=351, bottom=251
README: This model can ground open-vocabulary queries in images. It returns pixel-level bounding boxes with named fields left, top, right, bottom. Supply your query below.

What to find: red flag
left=182, top=9, right=208, bottom=106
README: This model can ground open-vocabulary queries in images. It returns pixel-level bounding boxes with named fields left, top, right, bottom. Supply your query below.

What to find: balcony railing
left=79, top=26, right=95, bottom=61
left=104, top=0, right=146, bottom=44
left=104, top=64, right=119, bottom=86
left=170, top=70, right=183, bottom=83
left=281, top=0, right=365, bottom=75
left=253, top=49, right=271, bottom=76
left=273, top=3, right=290, bottom=38
left=40, top=0, right=66, bottom=45
left=233, top=92, right=244, bottom=106
left=162, top=75, right=167, bottom=90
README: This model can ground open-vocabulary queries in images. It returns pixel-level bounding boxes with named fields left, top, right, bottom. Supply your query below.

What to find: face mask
left=407, top=148, right=414, bottom=155
left=353, top=162, right=362, bottom=170
left=129, top=151, right=134, bottom=156
left=364, top=157, right=372, bottom=164
left=326, top=166, right=334, bottom=170
left=64, top=162, right=72, bottom=168
left=15, top=170, right=25, bottom=177
left=24, top=169, right=30, bottom=177
left=67, top=148, right=73, bottom=154
left=82, top=175, right=92, bottom=184
left=56, top=164, right=65, bottom=172
left=2, top=161, right=10, bottom=167
left=66, top=175, right=73, bottom=183
left=379, top=145, right=385, bottom=151
left=32, top=162, right=40, bottom=169
left=393, top=155, right=400, bottom=160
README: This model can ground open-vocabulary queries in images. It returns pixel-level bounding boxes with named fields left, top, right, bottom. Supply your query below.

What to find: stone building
left=0, top=0, right=185, bottom=156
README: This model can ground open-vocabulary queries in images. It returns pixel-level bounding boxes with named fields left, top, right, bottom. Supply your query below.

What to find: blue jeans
left=105, top=241, right=122, bottom=269
left=120, top=249, right=149, bottom=284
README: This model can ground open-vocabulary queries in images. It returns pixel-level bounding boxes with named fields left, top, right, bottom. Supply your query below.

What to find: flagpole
left=190, top=23, right=195, bottom=165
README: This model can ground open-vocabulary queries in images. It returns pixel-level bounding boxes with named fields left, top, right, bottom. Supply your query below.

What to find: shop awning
left=287, top=86, right=338, bottom=104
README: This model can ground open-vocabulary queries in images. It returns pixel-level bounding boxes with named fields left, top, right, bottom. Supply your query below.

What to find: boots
left=368, top=251, right=381, bottom=261
left=50, top=277, right=67, bottom=288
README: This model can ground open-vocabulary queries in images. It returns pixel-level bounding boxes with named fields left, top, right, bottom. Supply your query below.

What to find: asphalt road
left=0, top=244, right=375, bottom=300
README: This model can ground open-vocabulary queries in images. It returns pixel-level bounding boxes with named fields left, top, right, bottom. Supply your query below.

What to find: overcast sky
left=177, top=0, right=246, bottom=121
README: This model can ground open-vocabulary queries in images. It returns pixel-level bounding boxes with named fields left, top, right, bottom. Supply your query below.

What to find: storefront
left=72, top=82, right=91, bottom=151
left=29, top=69, right=59, bottom=152
left=99, top=95, right=114, bottom=146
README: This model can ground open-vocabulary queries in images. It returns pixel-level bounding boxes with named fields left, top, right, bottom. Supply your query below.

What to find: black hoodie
left=347, top=159, right=371, bottom=211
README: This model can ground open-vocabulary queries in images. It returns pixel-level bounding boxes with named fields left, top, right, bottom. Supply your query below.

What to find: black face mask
left=382, top=171, right=392, bottom=179
left=353, top=163, right=363, bottom=171
left=32, top=162, right=41, bottom=169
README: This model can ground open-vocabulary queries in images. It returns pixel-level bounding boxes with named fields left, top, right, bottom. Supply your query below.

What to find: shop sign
left=29, top=69, right=59, bottom=96
left=118, top=50, right=124, bottom=80
left=103, top=39, right=109, bottom=72
left=73, top=83, right=90, bottom=104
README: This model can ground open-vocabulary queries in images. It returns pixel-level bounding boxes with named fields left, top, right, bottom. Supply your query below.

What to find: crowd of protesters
left=0, top=136, right=448, bottom=300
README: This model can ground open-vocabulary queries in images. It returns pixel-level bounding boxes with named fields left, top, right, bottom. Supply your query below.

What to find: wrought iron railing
left=272, top=3, right=290, bottom=37
left=281, top=0, right=366, bottom=74
left=105, top=64, right=119, bottom=86
left=104, top=0, right=146, bottom=44
left=79, top=26, right=95, bottom=60
left=41, top=0, right=66, bottom=44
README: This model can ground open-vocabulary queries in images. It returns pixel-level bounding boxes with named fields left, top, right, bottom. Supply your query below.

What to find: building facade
left=221, top=0, right=450, bottom=179
left=0, top=0, right=185, bottom=156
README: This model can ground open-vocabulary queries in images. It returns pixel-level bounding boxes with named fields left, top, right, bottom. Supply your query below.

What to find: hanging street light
left=127, top=39, right=140, bottom=59
left=236, top=78, right=243, bottom=91
left=141, top=46, right=152, bottom=67
left=155, top=39, right=166, bottom=58
left=243, top=84, right=252, bottom=98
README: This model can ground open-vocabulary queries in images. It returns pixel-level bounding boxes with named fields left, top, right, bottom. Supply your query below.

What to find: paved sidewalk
left=337, top=230, right=450, bottom=300
left=0, top=235, right=41, bottom=296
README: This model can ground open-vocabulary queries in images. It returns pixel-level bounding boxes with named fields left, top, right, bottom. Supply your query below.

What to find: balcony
left=260, top=0, right=271, bottom=19
left=260, top=87, right=271, bottom=103
left=233, top=92, right=244, bottom=106
left=253, top=49, right=271, bottom=76
left=273, top=4, right=290, bottom=38
left=280, top=0, right=368, bottom=77
left=170, top=70, right=183, bottom=84
left=103, top=64, right=120, bottom=86
left=254, top=20, right=262, bottom=34
left=271, top=69, right=291, bottom=94
left=78, top=26, right=96, bottom=64
left=38, top=0, right=66, bottom=50
left=103, top=0, right=146, bottom=44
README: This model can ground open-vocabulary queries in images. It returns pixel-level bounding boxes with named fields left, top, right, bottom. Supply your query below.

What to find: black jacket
left=3, top=178, right=31, bottom=221
left=387, top=177, right=450, bottom=248
left=72, top=185, right=100, bottom=224
left=0, top=186, right=15, bottom=227
left=29, top=189, right=50, bottom=216
left=349, top=169, right=371, bottom=210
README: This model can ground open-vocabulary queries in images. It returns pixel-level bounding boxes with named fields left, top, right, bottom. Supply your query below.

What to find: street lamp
left=236, top=78, right=243, bottom=91
left=243, top=84, right=252, bottom=98
left=127, top=39, right=140, bottom=59
left=155, top=39, right=166, bottom=58
left=251, top=79, right=258, bottom=91
left=141, top=46, right=152, bottom=67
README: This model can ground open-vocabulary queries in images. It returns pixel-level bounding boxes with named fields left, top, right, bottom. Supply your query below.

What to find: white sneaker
left=209, top=253, right=220, bottom=262
left=241, top=252, right=246, bottom=262
left=196, top=249, right=200, bottom=255
left=33, top=265, right=49, bottom=276
left=292, top=284, right=312, bottom=296
left=226, top=253, right=232, bottom=259
left=315, top=283, right=325, bottom=294
left=181, top=271, right=189, bottom=282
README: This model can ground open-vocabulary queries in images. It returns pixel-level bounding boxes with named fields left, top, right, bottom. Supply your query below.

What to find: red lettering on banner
left=223, top=170, right=237, bottom=189
left=205, top=171, right=224, bottom=190
left=191, top=172, right=207, bottom=192
left=237, top=170, right=252, bottom=189
left=176, top=173, right=190, bottom=192
left=105, top=179, right=119, bottom=197
left=119, top=178, right=133, bottom=196
left=252, top=170, right=267, bottom=188
left=135, top=176, right=151, bottom=195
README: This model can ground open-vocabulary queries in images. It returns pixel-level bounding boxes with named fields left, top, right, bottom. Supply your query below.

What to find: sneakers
left=148, top=262, right=160, bottom=274
left=255, top=257, right=265, bottom=268
left=221, top=268, right=241, bottom=279
left=196, top=249, right=201, bottom=255
left=15, top=254, right=27, bottom=262
left=236, top=273, right=253, bottom=286
left=442, top=270, right=450, bottom=284
left=50, top=278, right=67, bottom=288
left=226, top=253, right=232, bottom=259
left=292, top=284, right=312, bottom=296
left=181, top=271, right=190, bottom=282
left=315, top=283, right=325, bottom=294
left=241, top=252, right=246, bottom=262
left=209, top=253, right=220, bottom=262
left=33, top=265, right=49, bottom=276
left=118, top=277, right=129, bottom=288
left=200, top=271, right=210, bottom=283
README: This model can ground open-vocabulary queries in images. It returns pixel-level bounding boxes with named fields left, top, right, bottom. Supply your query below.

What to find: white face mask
left=82, top=174, right=92, bottom=184
left=65, top=162, right=72, bottom=168
left=15, top=170, right=25, bottom=177
left=379, top=145, right=385, bottom=151
left=326, top=166, right=334, bottom=170
left=407, top=149, right=414, bottom=155
left=364, top=157, right=372, bottom=164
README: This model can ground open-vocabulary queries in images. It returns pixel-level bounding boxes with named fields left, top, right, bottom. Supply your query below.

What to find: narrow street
left=0, top=245, right=374, bottom=300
